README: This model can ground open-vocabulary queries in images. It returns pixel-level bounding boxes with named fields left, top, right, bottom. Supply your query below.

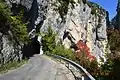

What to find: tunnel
left=22, top=36, right=41, bottom=59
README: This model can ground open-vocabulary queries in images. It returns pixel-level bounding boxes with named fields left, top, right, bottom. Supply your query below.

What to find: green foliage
left=95, top=53, right=120, bottom=80
left=41, top=27, right=120, bottom=80
left=89, top=29, right=120, bottom=80
left=57, top=0, right=75, bottom=22
left=75, top=50, right=100, bottom=78
left=53, top=43, right=74, bottom=60
left=11, top=13, right=29, bottom=43
left=42, top=26, right=57, bottom=53
left=87, top=1, right=106, bottom=16
left=0, top=0, right=29, bottom=43
left=103, top=29, right=120, bottom=80
left=0, top=1, right=29, bottom=73
left=107, top=29, right=120, bottom=51
left=42, top=26, right=74, bottom=60
left=0, top=59, right=28, bottom=74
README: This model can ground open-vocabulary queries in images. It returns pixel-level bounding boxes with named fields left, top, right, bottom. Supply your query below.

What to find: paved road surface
left=0, top=55, right=75, bottom=80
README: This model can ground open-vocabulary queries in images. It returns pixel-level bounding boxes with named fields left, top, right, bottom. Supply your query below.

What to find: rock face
left=6, top=0, right=109, bottom=62
left=0, top=31, right=23, bottom=65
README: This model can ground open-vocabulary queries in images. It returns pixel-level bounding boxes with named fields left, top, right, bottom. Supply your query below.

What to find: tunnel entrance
left=22, top=36, right=40, bottom=59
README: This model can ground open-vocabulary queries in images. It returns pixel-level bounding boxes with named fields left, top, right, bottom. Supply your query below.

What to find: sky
left=89, top=0, right=117, bottom=20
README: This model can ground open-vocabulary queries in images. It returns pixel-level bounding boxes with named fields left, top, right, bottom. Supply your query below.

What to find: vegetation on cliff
left=0, top=0, right=28, bottom=73
left=0, top=0, right=29, bottom=44
left=87, top=1, right=106, bottom=16
left=1, top=0, right=120, bottom=79
left=41, top=26, right=74, bottom=59
left=41, top=25, right=120, bottom=80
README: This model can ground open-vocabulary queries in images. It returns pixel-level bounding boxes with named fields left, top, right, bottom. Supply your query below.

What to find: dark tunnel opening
left=22, top=36, right=40, bottom=59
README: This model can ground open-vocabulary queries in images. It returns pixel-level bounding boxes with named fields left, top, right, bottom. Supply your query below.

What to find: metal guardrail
left=47, top=54, right=96, bottom=80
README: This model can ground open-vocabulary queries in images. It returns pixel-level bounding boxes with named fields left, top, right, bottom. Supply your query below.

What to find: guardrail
left=47, top=54, right=96, bottom=80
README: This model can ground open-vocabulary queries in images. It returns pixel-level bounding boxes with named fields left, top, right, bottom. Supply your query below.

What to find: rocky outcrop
left=0, top=31, right=23, bottom=65
left=5, top=0, right=109, bottom=62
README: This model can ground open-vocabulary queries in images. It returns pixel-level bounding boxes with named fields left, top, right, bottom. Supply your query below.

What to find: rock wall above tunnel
left=5, top=0, right=109, bottom=62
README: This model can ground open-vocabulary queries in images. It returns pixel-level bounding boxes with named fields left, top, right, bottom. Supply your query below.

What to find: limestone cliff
left=5, top=0, right=109, bottom=62
left=0, top=32, right=23, bottom=65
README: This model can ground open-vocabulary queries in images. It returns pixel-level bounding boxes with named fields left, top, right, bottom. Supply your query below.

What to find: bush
left=87, top=1, right=106, bottom=16
left=0, top=0, right=29, bottom=43
left=42, top=26, right=75, bottom=60
left=11, top=14, right=29, bottom=43
left=74, top=39, right=120, bottom=80
left=75, top=40, right=96, bottom=61
left=42, top=26, right=57, bottom=53
left=41, top=27, right=120, bottom=80
left=56, top=0, right=75, bottom=22
left=102, top=29, right=120, bottom=80
left=0, top=1, right=29, bottom=72
left=107, top=29, right=120, bottom=52
left=53, top=43, right=74, bottom=60
left=0, top=59, right=28, bottom=74
left=74, top=40, right=100, bottom=77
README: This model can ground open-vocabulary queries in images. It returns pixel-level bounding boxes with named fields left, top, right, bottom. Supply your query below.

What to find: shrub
left=11, top=14, right=29, bottom=43
left=87, top=1, right=106, bottom=16
left=56, top=0, right=75, bottom=22
left=41, top=26, right=57, bottom=54
left=41, top=26, right=75, bottom=60
left=91, top=7, right=97, bottom=15
left=102, top=29, right=120, bottom=79
left=107, top=29, right=120, bottom=52
left=75, top=40, right=96, bottom=61
left=41, top=27, right=120, bottom=80
left=74, top=40, right=120, bottom=79
left=0, top=59, right=27, bottom=74
left=53, top=43, right=74, bottom=60
left=0, top=0, right=29, bottom=72
left=74, top=40, right=99, bottom=77
left=0, top=0, right=29, bottom=43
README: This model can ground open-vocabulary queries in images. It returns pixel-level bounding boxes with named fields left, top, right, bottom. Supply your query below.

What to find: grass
left=0, top=60, right=28, bottom=74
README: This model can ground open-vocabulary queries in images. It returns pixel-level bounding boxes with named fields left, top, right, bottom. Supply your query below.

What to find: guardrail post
left=68, top=63, right=70, bottom=69
left=82, top=76, right=84, bottom=80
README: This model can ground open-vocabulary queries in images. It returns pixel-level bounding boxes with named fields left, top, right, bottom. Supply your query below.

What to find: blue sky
left=89, top=0, right=117, bottom=20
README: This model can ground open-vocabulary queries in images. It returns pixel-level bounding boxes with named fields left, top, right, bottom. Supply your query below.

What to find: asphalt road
left=0, top=55, right=75, bottom=80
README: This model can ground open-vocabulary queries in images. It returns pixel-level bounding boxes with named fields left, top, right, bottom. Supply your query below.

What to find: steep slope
left=5, top=0, right=109, bottom=62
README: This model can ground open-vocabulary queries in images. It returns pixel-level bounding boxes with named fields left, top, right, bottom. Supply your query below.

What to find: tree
left=41, top=26, right=57, bottom=53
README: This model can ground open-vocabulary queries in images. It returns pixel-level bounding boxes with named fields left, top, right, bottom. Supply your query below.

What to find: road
left=0, top=55, right=75, bottom=80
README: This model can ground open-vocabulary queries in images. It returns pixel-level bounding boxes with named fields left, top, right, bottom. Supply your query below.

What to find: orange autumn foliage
left=75, top=40, right=96, bottom=61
